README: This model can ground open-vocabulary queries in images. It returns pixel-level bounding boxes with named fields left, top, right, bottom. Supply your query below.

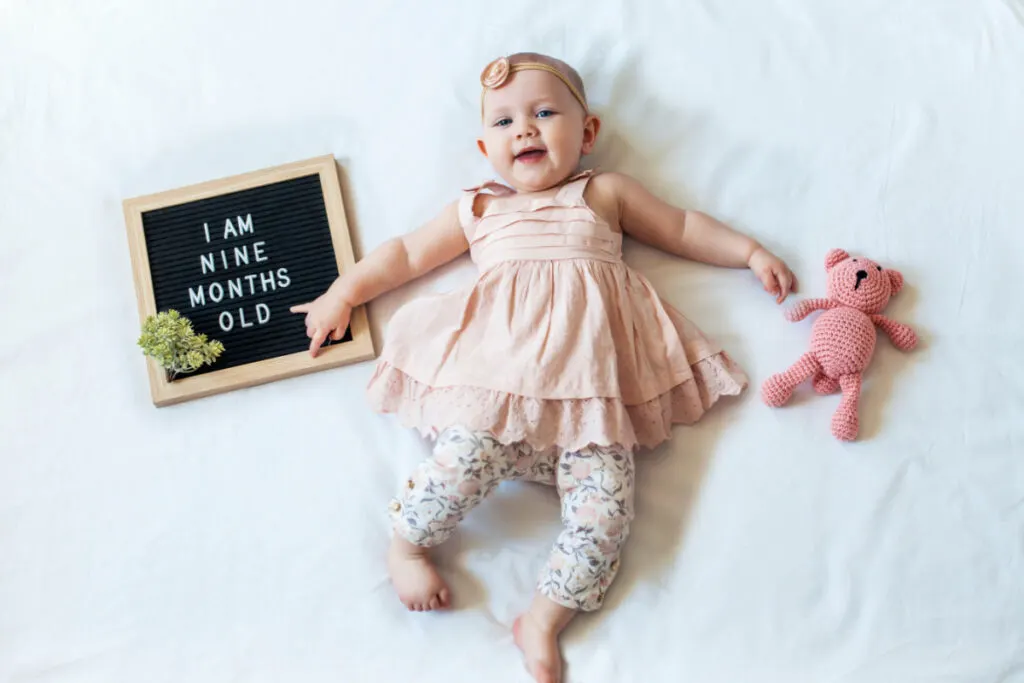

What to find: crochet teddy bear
left=761, top=249, right=917, bottom=441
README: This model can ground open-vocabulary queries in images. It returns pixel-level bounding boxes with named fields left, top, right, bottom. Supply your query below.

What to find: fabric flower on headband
left=481, top=56, right=511, bottom=89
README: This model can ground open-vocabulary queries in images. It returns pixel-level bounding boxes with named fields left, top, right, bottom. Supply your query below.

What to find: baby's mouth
left=514, top=147, right=547, bottom=163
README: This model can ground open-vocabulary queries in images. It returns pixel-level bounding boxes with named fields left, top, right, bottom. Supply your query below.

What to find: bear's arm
left=870, top=314, right=918, bottom=351
left=785, top=298, right=837, bottom=322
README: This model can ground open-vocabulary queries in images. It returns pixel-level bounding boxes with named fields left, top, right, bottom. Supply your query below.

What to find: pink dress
left=366, top=170, right=748, bottom=452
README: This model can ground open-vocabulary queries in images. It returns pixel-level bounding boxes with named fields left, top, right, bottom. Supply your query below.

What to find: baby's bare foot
left=513, top=611, right=563, bottom=683
left=387, top=536, right=450, bottom=611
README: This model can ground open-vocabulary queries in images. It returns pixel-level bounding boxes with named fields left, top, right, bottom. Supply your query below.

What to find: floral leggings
left=388, top=426, right=635, bottom=612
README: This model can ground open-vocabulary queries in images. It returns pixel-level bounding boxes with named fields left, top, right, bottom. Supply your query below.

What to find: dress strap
left=457, top=191, right=477, bottom=231
left=458, top=180, right=516, bottom=235
left=554, top=169, right=596, bottom=207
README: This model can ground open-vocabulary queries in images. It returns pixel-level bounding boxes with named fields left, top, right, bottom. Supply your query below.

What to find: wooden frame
left=123, top=155, right=375, bottom=407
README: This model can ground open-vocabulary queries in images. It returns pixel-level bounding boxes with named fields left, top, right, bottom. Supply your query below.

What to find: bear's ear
left=825, top=249, right=850, bottom=271
left=887, top=269, right=904, bottom=295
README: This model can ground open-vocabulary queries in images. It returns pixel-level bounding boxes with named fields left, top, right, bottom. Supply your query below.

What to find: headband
left=479, top=56, right=588, bottom=116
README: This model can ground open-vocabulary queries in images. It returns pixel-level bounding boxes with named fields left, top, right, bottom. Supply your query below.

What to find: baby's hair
left=507, top=52, right=587, bottom=107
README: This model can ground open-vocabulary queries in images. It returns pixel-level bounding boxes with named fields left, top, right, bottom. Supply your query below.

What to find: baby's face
left=478, top=70, right=598, bottom=192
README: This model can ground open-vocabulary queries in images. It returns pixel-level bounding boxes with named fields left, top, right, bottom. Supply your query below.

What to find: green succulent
left=137, top=309, right=225, bottom=379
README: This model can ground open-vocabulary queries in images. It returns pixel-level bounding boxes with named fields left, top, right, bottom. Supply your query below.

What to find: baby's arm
left=291, top=200, right=469, bottom=356
left=593, top=172, right=797, bottom=303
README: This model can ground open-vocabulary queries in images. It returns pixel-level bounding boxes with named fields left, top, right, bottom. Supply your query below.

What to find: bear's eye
left=852, top=259, right=857, bottom=262
left=876, top=266, right=882, bottom=271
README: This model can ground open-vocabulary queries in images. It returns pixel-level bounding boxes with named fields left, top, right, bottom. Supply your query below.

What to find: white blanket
left=2, top=1, right=1023, bottom=681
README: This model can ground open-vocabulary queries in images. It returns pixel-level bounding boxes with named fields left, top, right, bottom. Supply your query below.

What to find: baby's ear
left=580, top=114, right=602, bottom=155
left=887, top=269, right=904, bottom=295
left=825, top=249, right=850, bottom=271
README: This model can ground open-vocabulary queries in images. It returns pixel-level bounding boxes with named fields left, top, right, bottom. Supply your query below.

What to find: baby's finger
left=330, top=325, right=346, bottom=341
left=290, top=303, right=310, bottom=314
left=778, top=270, right=793, bottom=302
left=309, top=328, right=328, bottom=357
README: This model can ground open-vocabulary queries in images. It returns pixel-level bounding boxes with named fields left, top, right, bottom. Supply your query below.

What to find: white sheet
left=3, top=1, right=1023, bottom=681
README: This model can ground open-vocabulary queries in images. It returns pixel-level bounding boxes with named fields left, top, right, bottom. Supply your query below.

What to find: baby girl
left=292, top=52, right=796, bottom=683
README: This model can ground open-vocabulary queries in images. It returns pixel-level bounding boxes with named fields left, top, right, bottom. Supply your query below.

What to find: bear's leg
left=831, top=374, right=863, bottom=441
left=813, top=372, right=840, bottom=395
left=761, top=352, right=821, bottom=407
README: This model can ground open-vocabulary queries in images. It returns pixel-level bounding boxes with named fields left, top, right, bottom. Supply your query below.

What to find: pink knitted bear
left=761, top=249, right=917, bottom=441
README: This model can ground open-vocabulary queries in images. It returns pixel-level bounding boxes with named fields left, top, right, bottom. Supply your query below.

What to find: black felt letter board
left=141, top=174, right=351, bottom=376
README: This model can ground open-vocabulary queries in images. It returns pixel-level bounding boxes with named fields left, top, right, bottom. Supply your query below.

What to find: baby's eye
left=494, top=117, right=513, bottom=128
left=537, top=109, right=555, bottom=118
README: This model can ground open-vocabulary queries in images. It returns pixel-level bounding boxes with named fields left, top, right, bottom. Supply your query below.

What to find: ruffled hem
left=365, top=353, right=748, bottom=452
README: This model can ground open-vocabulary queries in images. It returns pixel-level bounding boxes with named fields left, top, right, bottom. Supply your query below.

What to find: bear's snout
left=854, top=270, right=869, bottom=289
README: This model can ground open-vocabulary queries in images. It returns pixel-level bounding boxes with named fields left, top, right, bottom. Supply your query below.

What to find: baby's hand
left=290, top=292, right=353, bottom=357
left=748, top=247, right=798, bottom=304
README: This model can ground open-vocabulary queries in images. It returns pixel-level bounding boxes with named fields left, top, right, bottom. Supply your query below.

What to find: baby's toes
left=540, top=669, right=559, bottom=683
left=428, top=596, right=440, bottom=610
left=529, top=661, right=559, bottom=683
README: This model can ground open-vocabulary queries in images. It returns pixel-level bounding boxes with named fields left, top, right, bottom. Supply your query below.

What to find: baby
left=292, top=52, right=796, bottom=683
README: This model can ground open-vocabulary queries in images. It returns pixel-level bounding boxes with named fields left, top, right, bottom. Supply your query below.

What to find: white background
left=2, top=1, right=1023, bottom=681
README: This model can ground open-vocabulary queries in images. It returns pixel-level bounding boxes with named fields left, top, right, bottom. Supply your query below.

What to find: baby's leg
left=387, top=426, right=519, bottom=611
left=515, top=442, right=635, bottom=683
